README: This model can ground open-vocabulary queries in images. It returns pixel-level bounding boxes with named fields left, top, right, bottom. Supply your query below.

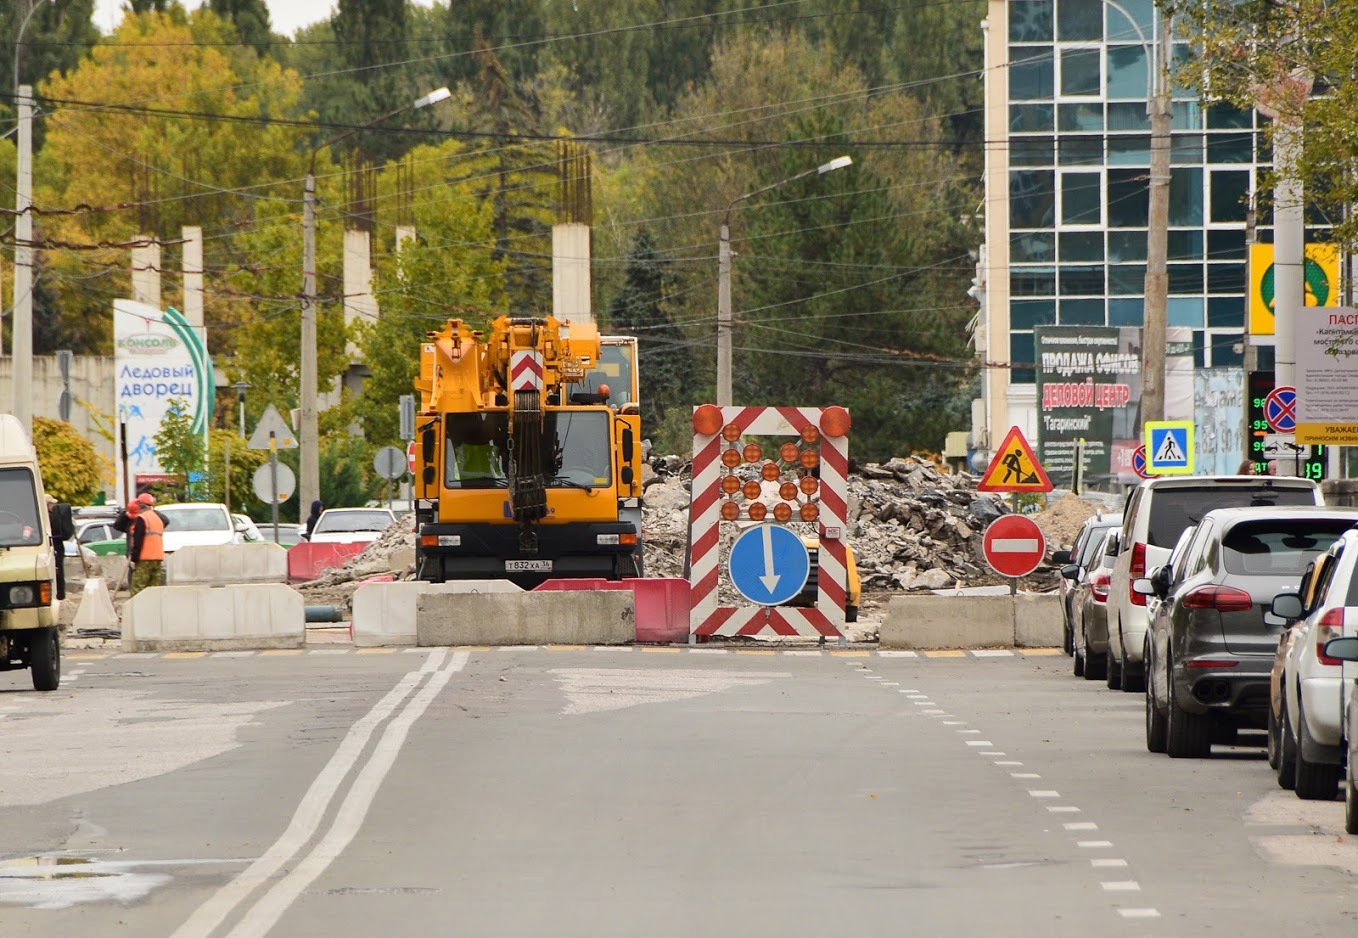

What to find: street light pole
left=298, top=86, right=450, bottom=513
left=716, top=155, right=852, bottom=406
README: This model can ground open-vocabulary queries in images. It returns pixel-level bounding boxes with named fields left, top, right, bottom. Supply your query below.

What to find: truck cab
left=0, top=414, right=63, bottom=691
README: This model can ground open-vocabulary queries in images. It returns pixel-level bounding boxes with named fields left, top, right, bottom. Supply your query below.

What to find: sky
left=90, top=1, right=431, bottom=38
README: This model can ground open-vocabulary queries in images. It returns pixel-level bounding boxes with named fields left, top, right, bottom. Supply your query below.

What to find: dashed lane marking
left=922, top=649, right=966, bottom=658
left=1116, top=909, right=1160, bottom=919
left=260, top=650, right=303, bottom=657
left=354, top=648, right=397, bottom=655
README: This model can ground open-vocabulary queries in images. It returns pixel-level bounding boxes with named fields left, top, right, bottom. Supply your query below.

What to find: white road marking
left=1047, top=806, right=1081, bottom=813
left=550, top=669, right=791, bottom=716
left=943, top=720, right=967, bottom=725
left=213, top=652, right=255, bottom=658
left=1029, top=790, right=1059, bottom=798
left=783, top=650, right=821, bottom=656
left=995, top=761, right=1023, bottom=766
left=1064, top=822, right=1098, bottom=831
left=401, top=647, right=431, bottom=653
left=170, top=650, right=456, bottom=938
left=1101, top=881, right=1141, bottom=892
left=1078, top=841, right=1113, bottom=848
left=1011, top=773, right=1041, bottom=779
left=864, top=676, right=884, bottom=680
left=877, top=651, right=918, bottom=658
left=308, top=649, right=350, bottom=656
left=882, top=682, right=900, bottom=686
left=688, top=649, right=728, bottom=655
left=114, top=652, right=157, bottom=659
left=1117, top=909, right=1160, bottom=919
left=980, top=751, right=1006, bottom=756
left=1092, top=859, right=1128, bottom=868
left=592, top=646, right=633, bottom=652
left=958, top=729, right=980, bottom=734
left=970, top=650, right=1014, bottom=658
left=223, top=651, right=470, bottom=938
left=905, top=694, right=928, bottom=699
left=911, top=701, right=934, bottom=706
left=965, top=741, right=993, bottom=747
left=923, top=709, right=946, bottom=714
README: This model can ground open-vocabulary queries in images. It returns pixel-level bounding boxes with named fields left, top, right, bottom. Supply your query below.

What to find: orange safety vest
left=138, top=510, right=165, bottom=561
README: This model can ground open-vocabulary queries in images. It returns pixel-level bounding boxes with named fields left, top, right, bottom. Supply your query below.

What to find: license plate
left=506, top=560, right=553, bottom=572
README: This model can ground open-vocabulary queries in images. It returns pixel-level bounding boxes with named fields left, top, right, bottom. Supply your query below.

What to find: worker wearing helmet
left=128, top=498, right=166, bottom=596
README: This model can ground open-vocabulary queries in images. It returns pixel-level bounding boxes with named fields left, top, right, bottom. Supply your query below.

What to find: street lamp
left=716, top=156, right=852, bottom=406
left=231, top=380, right=250, bottom=439
left=299, top=86, right=450, bottom=512
left=10, top=0, right=53, bottom=432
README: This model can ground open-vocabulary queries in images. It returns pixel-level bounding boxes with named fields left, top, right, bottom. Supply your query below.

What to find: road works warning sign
left=977, top=426, right=1054, bottom=493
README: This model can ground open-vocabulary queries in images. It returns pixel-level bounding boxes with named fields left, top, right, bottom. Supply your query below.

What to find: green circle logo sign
left=1260, top=257, right=1332, bottom=313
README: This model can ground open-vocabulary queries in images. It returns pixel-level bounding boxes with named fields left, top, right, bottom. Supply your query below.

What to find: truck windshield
left=578, top=341, right=636, bottom=406
left=0, top=467, right=44, bottom=547
left=442, top=411, right=612, bottom=489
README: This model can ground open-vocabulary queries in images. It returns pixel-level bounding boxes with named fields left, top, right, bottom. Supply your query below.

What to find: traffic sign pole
left=270, top=432, right=280, bottom=543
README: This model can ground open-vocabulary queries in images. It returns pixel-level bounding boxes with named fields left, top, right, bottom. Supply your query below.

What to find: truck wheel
left=1294, top=701, right=1341, bottom=801
left=30, top=627, right=60, bottom=692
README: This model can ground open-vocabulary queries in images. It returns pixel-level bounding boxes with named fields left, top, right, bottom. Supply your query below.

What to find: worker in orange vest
left=128, top=495, right=166, bottom=596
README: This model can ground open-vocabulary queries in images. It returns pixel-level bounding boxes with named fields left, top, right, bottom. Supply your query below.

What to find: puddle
left=0, top=854, right=244, bottom=910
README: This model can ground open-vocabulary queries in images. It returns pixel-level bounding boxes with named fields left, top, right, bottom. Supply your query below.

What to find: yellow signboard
left=977, top=426, right=1053, bottom=492
left=1249, top=243, right=1340, bottom=336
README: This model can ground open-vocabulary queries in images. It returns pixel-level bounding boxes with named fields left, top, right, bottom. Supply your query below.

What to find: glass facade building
left=1002, top=0, right=1261, bottom=385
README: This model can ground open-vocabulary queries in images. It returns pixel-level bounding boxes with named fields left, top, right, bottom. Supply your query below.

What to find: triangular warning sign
left=1155, top=433, right=1183, bottom=463
left=247, top=403, right=298, bottom=450
left=976, top=426, right=1054, bottom=493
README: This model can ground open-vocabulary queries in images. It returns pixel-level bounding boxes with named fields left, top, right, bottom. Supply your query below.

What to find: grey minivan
left=1139, top=506, right=1358, bottom=759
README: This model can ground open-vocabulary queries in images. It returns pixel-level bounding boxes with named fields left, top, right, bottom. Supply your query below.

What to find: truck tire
left=1294, top=700, right=1341, bottom=801
left=30, top=627, right=60, bottom=692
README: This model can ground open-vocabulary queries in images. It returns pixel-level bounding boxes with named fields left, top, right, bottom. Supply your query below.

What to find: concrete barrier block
left=416, top=590, right=635, bottom=646
left=99, top=555, right=130, bottom=588
left=881, top=594, right=1015, bottom=649
left=351, top=580, right=523, bottom=647
left=166, top=543, right=289, bottom=585
left=1014, top=592, right=1063, bottom=647
left=122, top=584, right=304, bottom=652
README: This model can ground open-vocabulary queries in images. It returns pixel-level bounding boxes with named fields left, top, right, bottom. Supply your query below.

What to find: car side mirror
left=1270, top=592, right=1304, bottom=620
left=1150, top=565, right=1172, bottom=597
left=1051, top=549, right=1073, bottom=565
left=1323, top=636, right=1358, bottom=663
left=1132, top=577, right=1156, bottom=596
left=1060, top=563, right=1080, bottom=580
left=621, top=466, right=634, bottom=486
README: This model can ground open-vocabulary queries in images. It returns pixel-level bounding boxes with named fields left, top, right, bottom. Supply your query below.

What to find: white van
left=0, top=414, right=65, bottom=691
left=1107, top=475, right=1322, bottom=693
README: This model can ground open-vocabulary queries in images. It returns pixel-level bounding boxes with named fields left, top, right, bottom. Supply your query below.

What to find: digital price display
left=1248, top=371, right=1325, bottom=480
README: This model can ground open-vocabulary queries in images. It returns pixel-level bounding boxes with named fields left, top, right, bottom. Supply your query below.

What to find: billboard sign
left=1295, top=307, right=1358, bottom=447
left=113, top=300, right=215, bottom=502
left=1248, top=242, right=1340, bottom=338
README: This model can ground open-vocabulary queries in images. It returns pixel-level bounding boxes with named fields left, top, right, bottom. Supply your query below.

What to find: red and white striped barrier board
left=510, top=351, right=544, bottom=391
left=688, top=405, right=850, bottom=639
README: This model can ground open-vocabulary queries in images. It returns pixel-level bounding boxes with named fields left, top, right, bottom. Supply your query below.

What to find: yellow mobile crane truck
left=411, top=315, right=644, bottom=588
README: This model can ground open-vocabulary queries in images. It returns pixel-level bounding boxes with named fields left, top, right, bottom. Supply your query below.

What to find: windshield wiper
left=551, top=477, right=595, bottom=492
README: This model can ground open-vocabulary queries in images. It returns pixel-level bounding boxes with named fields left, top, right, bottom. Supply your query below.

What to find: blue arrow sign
left=728, top=523, right=811, bottom=607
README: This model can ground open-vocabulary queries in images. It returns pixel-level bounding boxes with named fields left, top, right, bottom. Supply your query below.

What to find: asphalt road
left=3, top=645, right=1357, bottom=937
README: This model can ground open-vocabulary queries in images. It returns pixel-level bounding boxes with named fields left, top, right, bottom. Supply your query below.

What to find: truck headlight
left=9, top=585, right=35, bottom=605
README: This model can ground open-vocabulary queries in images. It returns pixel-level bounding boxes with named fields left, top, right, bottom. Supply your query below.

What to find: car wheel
left=1145, top=678, right=1168, bottom=754
left=1266, top=702, right=1281, bottom=770
left=1166, top=671, right=1212, bottom=759
left=30, top=627, right=60, bottom=692
left=1073, top=640, right=1085, bottom=677
left=1277, top=698, right=1298, bottom=791
left=1084, top=651, right=1107, bottom=682
left=1294, top=700, right=1341, bottom=801
left=1063, top=617, right=1073, bottom=656
left=1106, top=647, right=1122, bottom=690
left=1346, top=767, right=1358, bottom=835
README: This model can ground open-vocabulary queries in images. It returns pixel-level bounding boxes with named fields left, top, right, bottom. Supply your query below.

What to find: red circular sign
left=407, top=440, right=418, bottom=476
left=983, top=515, right=1047, bottom=578
left=1132, top=444, right=1150, bottom=479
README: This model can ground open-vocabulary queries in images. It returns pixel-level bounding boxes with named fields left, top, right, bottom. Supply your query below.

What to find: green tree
left=319, top=433, right=380, bottom=509
left=208, top=0, right=274, bottom=54
left=32, top=417, right=104, bottom=504
left=151, top=398, right=207, bottom=500
left=604, top=229, right=690, bottom=449
left=3, top=0, right=98, bottom=107
left=204, top=428, right=270, bottom=517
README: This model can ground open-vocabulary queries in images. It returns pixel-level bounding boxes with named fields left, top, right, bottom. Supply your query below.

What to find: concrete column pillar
left=131, top=240, right=162, bottom=310
left=552, top=222, right=592, bottom=325
left=182, top=225, right=203, bottom=328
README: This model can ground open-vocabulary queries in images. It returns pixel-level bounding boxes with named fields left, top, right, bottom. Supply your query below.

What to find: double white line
left=172, top=648, right=467, bottom=938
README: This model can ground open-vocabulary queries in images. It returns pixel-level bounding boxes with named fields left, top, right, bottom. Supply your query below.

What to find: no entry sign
left=983, top=515, right=1047, bottom=578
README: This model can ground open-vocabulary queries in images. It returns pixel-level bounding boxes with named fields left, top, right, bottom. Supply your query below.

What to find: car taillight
left=1317, top=608, right=1344, bottom=666
left=1181, top=585, right=1254, bottom=613
left=1091, top=571, right=1111, bottom=603
left=1129, top=542, right=1147, bottom=606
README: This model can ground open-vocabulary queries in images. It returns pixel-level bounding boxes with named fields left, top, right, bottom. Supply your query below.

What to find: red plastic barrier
left=287, top=541, right=367, bottom=583
left=532, top=577, right=692, bottom=644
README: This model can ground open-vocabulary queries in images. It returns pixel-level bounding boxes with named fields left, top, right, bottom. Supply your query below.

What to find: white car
left=308, top=507, right=397, bottom=544
left=1108, top=476, right=1322, bottom=693
left=1269, top=529, right=1358, bottom=800
left=156, top=502, right=252, bottom=553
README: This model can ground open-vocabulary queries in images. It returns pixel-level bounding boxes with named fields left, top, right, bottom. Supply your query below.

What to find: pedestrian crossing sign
left=1144, top=421, right=1194, bottom=475
left=977, top=426, right=1054, bottom=493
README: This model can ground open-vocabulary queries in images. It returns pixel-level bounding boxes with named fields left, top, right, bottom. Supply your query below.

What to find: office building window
left=1061, top=171, right=1102, bottom=224
left=1012, top=299, right=1057, bottom=330
left=1010, top=0, right=1053, bottom=42
left=1059, top=298, right=1106, bottom=324
left=1109, top=298, right=1145, bottom=326
left=1011, top=170, right=1056, bottom=227
left=1011, top=48, right=1055, bottom=100
left=1058, top=0, right=1102, bottom=40
left=1060, top=48, right=1102, bottom=95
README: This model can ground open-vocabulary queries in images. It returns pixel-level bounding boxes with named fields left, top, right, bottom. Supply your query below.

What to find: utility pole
left=300, top=171, right=319, bottom=512
left=13, top=83, right=34, bottom=434
left=1140, top=9, right=1172, bottom=425
left=1273, top=115, right=1304, bottom=390
left=717, top=222, right=732, bottom=407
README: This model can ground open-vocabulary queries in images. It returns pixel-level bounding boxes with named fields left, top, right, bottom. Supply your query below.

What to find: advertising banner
left=113, top=300, right=214, bottom=502
left=1248, top=242, right=1340, bottom=338
left=1195, top=368, right=1245, bottom=477
left=1296, top=306, right=1358, bottom=445
left=1034, top=326, right=1142, bottom=491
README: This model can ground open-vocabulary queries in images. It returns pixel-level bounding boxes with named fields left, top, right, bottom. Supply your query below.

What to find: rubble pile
left=296, top=517, right=419, bottom=608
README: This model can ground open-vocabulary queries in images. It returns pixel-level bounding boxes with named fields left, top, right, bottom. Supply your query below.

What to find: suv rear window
left=1146, top=486, right=1316, bottom=548
left=1221, top=519, right=1354, bottom=575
